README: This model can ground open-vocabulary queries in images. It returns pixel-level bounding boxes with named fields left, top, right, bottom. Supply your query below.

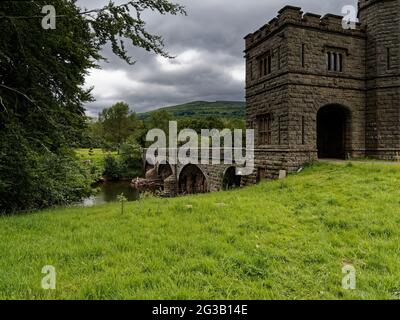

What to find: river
left=82, top=181, right=140, bottom=207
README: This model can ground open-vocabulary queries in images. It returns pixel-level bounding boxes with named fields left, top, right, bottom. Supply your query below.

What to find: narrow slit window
left=333, top=53, right=337, bottom=71
left=259, top=58, right=264, bottom=78
left=278, top=116, right=281, bottom=145
left=387, top=47, right=391, bottom=70
left=327, top=52, right=332, bottom=71
left=258, top=52, right=273, bottom=77
left=277, top=46, right=281, bottom=70
left=301, top=44, right=305, bottom=68
left=301, top=116, right=305, bottom=145
left=263, top=56, right=267, bottom=75
left=267, top=54, right=272, bottom=74
left=257, top=114, right=272, bottom=145
left=327, top=51, right=344, bottom=72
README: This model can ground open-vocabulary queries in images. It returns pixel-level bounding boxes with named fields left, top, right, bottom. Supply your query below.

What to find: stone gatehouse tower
left=244, top=0, right=400, bottom=181
left=139, top=0, right=399, bottom=196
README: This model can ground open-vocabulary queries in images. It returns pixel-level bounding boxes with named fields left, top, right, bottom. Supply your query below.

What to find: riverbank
left=76, top=147, right=142, bottom=182
left=1, top=162, right=400, bottom=299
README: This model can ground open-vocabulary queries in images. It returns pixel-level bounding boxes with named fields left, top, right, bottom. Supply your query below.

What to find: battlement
left=245, top=5, right=364, bottom=48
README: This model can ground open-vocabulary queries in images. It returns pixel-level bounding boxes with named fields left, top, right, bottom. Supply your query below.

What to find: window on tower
left=257, top=113, right=272, bottom=145
left=327, top=51, right=343, bottom=72
left=387, top=47, right=391, bottom=70
left=257, top=51, right=272, bottom=77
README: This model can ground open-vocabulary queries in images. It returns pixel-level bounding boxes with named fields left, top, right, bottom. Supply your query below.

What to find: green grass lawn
left=75, top=148, right=118, bottom=169
left=1, top=162, right=400, bottom=300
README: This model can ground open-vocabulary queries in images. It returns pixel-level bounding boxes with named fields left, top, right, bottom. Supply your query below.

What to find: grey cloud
left=79, top=0, right=358, bottom=117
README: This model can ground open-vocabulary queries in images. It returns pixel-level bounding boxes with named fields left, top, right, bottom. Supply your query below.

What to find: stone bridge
left=138, top=147, right=294, bottom=196
left=144, top=161, right=245, bottom=196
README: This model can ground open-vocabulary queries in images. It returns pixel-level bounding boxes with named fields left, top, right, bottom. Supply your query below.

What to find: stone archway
left=178, top=164, right=208, bottom=194
left=157, top=163, right=173, bottom=180
left=317, top=104, right=350, bottom=159
left=222, top=166, right=241, bottom=190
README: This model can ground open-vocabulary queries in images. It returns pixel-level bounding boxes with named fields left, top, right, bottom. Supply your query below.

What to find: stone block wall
left=140, top=1, right=400, bottom=197
left=359, top=0, right=400, bottom=158
left=245, top=2, right=400, bottom=167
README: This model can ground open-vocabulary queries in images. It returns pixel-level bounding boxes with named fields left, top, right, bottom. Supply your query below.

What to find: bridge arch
left=157, top=162, right=173, bottom=180
left=178, top=164, right=209, bottom=194
left=222, top=166, right=241, bottom=190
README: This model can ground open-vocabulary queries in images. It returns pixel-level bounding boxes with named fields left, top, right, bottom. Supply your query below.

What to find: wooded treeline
left=0, top=0, right=185, bottom=213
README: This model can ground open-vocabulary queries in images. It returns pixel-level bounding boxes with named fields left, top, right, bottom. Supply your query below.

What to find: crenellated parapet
left=245, top=5, right=365, bottom=49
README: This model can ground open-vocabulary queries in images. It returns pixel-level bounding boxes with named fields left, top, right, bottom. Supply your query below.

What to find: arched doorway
left=317, top=105, right=349, bottom=159
left=222, top=167, right=241, bottom=190
left=178, top=164, right=208, bottom=194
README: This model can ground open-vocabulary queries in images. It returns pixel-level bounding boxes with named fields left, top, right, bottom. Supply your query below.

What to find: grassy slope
left=1, top=162, right=400, bottom=300
left=138, top=101, right=245, bottom=121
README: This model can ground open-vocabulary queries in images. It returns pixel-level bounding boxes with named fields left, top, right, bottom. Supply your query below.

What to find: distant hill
left=138, top=101, right=245, bottom=121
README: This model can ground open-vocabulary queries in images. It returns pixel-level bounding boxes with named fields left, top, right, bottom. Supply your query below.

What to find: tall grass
left=0, top=162, right=399, bottom=299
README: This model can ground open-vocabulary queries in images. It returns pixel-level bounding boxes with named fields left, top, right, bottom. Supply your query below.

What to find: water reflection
left=82, top=181, right=140, bottom=207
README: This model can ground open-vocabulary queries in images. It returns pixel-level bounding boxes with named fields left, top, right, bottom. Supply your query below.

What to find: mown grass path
left=1, top=162, right=399, bottom=299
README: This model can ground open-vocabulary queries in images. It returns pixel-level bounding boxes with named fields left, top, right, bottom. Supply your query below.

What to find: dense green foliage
left=119, top=136, right=142, bottom=175
left=0, top=139, right=93, bottom=212
left=177, top=116, right=245, bottom=132
left=103, top=144, right=142, bottom=180
left=0, top=0, right=184, bottom=213
left=81, top=103, right=246, bottom=150
left=145, top=109, right=171, bottom=136
left=80, top=120, right=106, bottom=149
left=78, top=102, right=145, bottom=180
left=103, top=140, right=142, bottom=180
left=139, top=101, right=245, bottom=121
left=96, top=102, right=145, bottom=151
left=0, top=162, right=399, bottom=299
left=103, top=155, right=124, bottom=181
left=76, top=148, right=118, bottom=181
left=77, top=145, right=142, bottom=181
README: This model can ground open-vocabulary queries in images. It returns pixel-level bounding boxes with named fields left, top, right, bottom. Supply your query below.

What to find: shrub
left=120, top=138, right=141, bottom=164
left=0, top=134, right=93, bottom=213
left=102, top=137, right=143, bottom=180
left=119, top=137, right=143, bottom=177
left=103, top=155, right=123, bottom=180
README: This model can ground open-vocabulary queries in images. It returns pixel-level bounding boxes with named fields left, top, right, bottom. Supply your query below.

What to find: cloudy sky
left=79, top=0, right=357, bottom=117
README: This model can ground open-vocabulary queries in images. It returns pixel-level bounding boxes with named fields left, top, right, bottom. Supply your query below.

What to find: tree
left=80, top=117, right=106, bottom=148
left=147, top=109, right=171, bottom=133
left=0, top=0, right=185, bottom=213
left=128, top=112, right=147, bottom=145
left=177, top=116, right=225, bottom=133
left=120, top=135, right=143, bottom=175
left=144, top=110, right=171, bottom=147
left=100, top=102, right=133, bottom=151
